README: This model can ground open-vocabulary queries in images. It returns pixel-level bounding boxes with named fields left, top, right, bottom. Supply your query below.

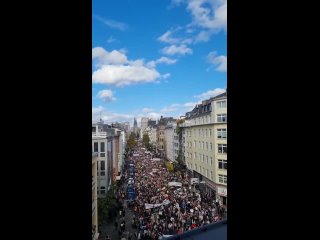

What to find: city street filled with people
left=113, top=143, right=226, bottom=240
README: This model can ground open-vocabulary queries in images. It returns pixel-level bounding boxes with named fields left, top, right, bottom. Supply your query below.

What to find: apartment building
left=182, top=91, right=227, bottom=206
left=156, top=116, right=175, bottom=158
left=164, top=122, right=180, bottom=163
left=92, top=153, right=99, bottom=240
left=92, top=122, right=108, bottom=198
left=165, top=124, right=174, bottom=161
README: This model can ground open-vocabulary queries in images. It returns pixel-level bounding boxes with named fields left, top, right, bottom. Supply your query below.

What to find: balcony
left=92, top=132, right=107, bottom=137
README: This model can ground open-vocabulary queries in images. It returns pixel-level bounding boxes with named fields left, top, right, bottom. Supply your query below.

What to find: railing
left=92, top=132, right=107, bottom=137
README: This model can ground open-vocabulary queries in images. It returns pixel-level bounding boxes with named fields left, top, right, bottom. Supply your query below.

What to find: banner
left=145, top=203, right=162, bottom=209
left=168, top=182, right=182, bottom=187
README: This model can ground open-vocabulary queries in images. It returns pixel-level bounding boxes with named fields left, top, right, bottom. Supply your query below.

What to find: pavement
left=99, top=186, right=136, bottom=240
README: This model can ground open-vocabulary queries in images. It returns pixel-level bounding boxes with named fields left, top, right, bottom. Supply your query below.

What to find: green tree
left=127, top=132, right=137, bottom=150
left=143, top=133, right=150, bottom=147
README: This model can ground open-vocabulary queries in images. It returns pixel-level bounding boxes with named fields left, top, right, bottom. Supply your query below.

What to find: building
left=92, top=153, right=99, bottom=240
left=182, top=91, right=227, bottom=206
left=148, top=119, right=156, bottom=127
left=165, top=124, right=174, bottom=161
left=156, top=116, right=176, bottom=158
left=118, top=130, right=126, bottom=178
left=123, top=122, right=130, bottom=132
left=173, top=124, right=180, bottom=162
left=92, top=122, right=109, bottom=198
left=140, top=117, right=149, bottom=136
left=164, top=122, right=180, bottom=163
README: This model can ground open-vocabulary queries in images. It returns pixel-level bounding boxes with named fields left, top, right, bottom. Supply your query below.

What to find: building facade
left=92, top=122, right=108, bottom=198
left=92, top=153, right=99, bottom=240
left=140, top=117, right=149, bottom=136
left=182, top=91, right=227, bottom=206
left=165, top=124, right=174, bottom=161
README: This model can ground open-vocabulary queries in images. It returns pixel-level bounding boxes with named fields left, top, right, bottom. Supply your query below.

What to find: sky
left=92, top=0, right=227, bottom=127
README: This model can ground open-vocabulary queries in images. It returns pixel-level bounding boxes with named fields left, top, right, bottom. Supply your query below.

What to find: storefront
left=202, top=175, right=217, bottom=199
left=217, top=186, right=227, bottom=207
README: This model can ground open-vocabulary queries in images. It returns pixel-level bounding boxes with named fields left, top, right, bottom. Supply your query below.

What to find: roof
left=162, top=220, right=227, bottom=240
left=186, top=91, right=227, bottom=119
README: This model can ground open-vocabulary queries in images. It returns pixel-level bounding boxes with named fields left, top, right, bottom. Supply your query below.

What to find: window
left=93, top=142, right=98, bottom=152
left=206, top=156, right=209, bottom=164
left=202, top=141, right=204, bottom=149
left=207, top=169, right=209, bottom=177
left=211, top=171, right=213, bottom=180
left=194, top=140, right=196, bottom=148
left=100, top=153, right=105, bottom=157
left=206, top=142, right=208, bottom=150
left=209, top=129, right=212, bottom=137
left=100, top=161, right=105, bottom=171
left=194, top=152, right=197, bottom=160
left=218, top=144, right=227, bottom=154
left=217, top=101, right=227, bottom=108
left=100, top=171, right=105, bottom=176
left=210, top=157, right=213, bottom=165
left=218, top=174, right=227, bottom=184
left=195, top=164, right=197, bottom=171
left=217, top=129, right=227, bottom=139
left=100, top=142, right=105, bottom=152
left=218, top=160, right=227, bottom=170
left=100, top=186, right=106, bottom=195
left=210, top=142, right=213, bottom=151
left=199, top=154, right=201, bottom=161
left=217, top=114, right=227, bottom=123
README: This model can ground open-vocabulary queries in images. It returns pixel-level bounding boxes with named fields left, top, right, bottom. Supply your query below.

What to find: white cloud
left=158, top=30, right=181, bottom=44
left=161, top=73, right=171, bottom=79
left=93, top=15, right=128, bottom=31
left=92, top=47, right=128, bottom=66
left=92, top=65, right=160, bottom=87
left=96, top=89, right=116, bottom=102
left=146, top=57, right=177, bottom=68
left=161, top=44, right=193, bottom=56
left=207, top=51, right=227, bottom=72
left=92, top=106, right=134, bottom=123
left=194, top=30, right=212, bottom=43
left=160, top=104, right=181, bottom=113
left=187, top=0, right=227, bottom=32
left=92, top=106, right=104, bottom=115
left=92, top=47, right=164, bottom=86
left=107, top=36, right=116, bottom=43
left=195, top=88, right=226, bottom=100
left=142, top=108, right=154, bottom=113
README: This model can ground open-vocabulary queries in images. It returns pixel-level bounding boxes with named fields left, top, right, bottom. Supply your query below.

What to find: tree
left=143, top=133, right=150, bottom=147
left=127, top=132, right=137, bottom=150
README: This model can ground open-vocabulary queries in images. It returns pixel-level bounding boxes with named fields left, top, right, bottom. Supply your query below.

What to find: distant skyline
left=92, top=0, right=227, bottom=127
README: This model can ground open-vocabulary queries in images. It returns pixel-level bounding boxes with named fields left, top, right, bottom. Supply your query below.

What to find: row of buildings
left=140, top=90, right=227, bottom=207
left=92, top=120, right=127, bottom=240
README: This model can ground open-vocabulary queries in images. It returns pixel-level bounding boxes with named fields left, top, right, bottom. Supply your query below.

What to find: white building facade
left=92, top=122, right=108, bottom=198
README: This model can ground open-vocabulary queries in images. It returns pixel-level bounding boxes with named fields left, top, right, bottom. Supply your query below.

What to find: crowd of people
left=115, top=146, right=226, bottom=240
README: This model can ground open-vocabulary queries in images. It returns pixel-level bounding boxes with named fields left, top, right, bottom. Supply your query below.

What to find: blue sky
left=92, top=0, right=227, bottom=127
